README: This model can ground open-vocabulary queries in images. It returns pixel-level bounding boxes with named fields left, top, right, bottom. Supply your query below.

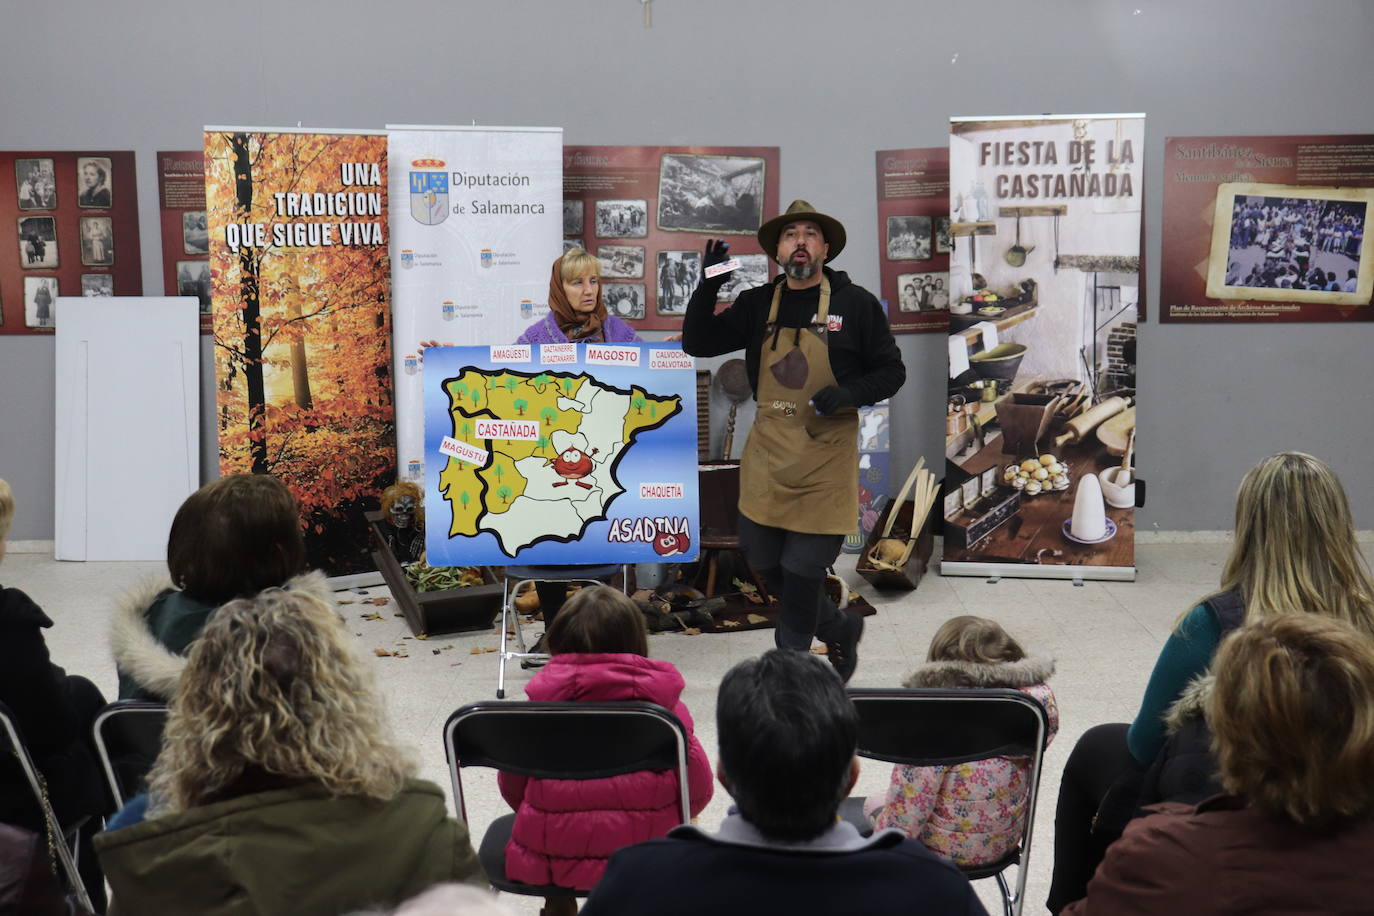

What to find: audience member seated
left=498, top=585, right=714, bottom=914
left=112, top=473, right=326, bottom=701
left=0, top=478, right=111, bottom=908
left=1047, top=451, right=1374, bottom=912
left=95, top=589, right=482, bottom=915
left=0, top=823, right=92, bottom=915
left=864, top=615, right=1057, bottom=865
left=580, top=649, right=988, bottom=916
left=1065, top=614, right=1374, bottom=914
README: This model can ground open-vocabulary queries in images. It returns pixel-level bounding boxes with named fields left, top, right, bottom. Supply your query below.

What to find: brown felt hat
left=757, top=199, right=846, bottom=263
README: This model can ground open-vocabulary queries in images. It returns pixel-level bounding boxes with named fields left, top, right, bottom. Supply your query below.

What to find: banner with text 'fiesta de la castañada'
left=206, top=127, right=394, bottom=577
left=388, top=125, right=563, bottom=486
left=943, top=114, right=1143, bottom=582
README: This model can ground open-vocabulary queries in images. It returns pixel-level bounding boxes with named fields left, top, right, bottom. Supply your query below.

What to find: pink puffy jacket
left=498, top=652, right=714, bottom=890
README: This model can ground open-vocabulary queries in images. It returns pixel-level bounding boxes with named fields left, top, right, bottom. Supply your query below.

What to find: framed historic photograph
left=80, top=216, right=114, bottom=267
left=598, top=244, right=645, bottom=279
left=81, top=274, right=114, bottom=297
left=76, top=156, right=113, bottom=208
left=24, top=277, right=58, bottom=328
left=718, top=253, right=770, bottom=303
left=896, top=271, right=949, bottom=312
left=15, top=158, right=56, bottom=210
left=655, top=250, right=701, bottom=315
left=594, top=199, right=648, bottom=238
left=563, top=199, right=584, bottom=237
left=935, top=217, right=952, bottom=254
left=1206, top=182, right=1372, bottom=306
left=604, top=283, right=646, bottom=320
left=886, top=215, right=932, bottom=261
left=657, top=153, right=765, bottom=234
left=562, top=238, right=584, bottom=253
left=182, top=210, right=209, bottom=255
left=176, top=260, right=212, bottom=313
left=17, top=216, right=58, bottom=269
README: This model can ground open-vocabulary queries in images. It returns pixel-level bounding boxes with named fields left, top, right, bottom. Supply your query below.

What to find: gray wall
left=3, top=0, right=1372, bottom=539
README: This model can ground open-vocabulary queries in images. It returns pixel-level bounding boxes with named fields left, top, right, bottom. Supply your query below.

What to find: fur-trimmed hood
left=1163, top=672, right=1214, bottom=734
left=902, top=655, right=1055, bottom=690
left=111, top=571, right=333, bottom=700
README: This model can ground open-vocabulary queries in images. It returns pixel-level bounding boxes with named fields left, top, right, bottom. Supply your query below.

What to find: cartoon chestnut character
left=653, top=530, right=691, bottom=557
left=546, top=430, right=598, bottom=489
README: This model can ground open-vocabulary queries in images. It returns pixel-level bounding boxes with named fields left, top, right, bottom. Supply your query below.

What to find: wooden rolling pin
left=1054, top=396, right=1131, bottom=447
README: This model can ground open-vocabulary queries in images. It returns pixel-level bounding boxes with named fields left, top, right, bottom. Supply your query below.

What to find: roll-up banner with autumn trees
left=205, top=128, right=394, bottom=577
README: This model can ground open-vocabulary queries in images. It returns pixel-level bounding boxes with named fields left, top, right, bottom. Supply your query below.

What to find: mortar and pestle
left=1098, top=428, right=1137, bottom=508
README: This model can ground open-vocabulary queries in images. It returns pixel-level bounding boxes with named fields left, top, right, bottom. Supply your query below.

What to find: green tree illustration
left=496, top=485, right=512, bottom=504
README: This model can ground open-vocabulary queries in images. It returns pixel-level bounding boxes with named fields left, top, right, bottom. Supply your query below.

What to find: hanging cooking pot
left=1005, top=209, right=1035, bottom=267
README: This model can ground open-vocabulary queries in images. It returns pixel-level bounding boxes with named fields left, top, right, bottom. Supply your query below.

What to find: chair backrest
left=443, top=700, right=691, bottom=824
left=92, top=701, right=168, bottom=809
left=847, top=687, right=1050, bottom=916
left=0, top=700, right=94, bottom=912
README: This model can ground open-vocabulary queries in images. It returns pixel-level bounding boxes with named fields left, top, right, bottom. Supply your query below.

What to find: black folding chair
left=496, top=564, right=625, bottom=698
left=841, top=688, right=1050, bottom=916
left=91, top=701, right=167, bottom=810
left=0, top=699, right=95, bottom=912
left=443, top=700, right=692, bottom=904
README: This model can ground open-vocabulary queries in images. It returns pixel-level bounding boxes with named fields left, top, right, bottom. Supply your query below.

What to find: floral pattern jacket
left=864, top=656, right=1058, bottom=866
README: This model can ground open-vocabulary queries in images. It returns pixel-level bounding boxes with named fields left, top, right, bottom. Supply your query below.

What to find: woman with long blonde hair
left=96, top=590, right=481, bottom=915
left=1048, top=451, right=1374, bottom=913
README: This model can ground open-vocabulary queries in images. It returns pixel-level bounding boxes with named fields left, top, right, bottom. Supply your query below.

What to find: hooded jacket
left=497, top=652, right=714, bottom=890
left=111, top=571, right=333, bottom=701
left=865, top=656, right=1058, bottom=866
left=94, top=778, right=481, bottom=916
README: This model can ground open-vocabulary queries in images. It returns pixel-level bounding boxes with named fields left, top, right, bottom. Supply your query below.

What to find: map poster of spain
left=423, top=343, right=699, bottom=565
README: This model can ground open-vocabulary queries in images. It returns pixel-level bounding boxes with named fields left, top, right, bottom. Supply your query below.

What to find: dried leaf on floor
left=720, top=619, right=742, bottom=628
left=361, top=612, right=384, bottom=621
left=338, top=599, right=355, bottom=605
left=374, top=648, right=393, bottom=657
left=746, top=613, right=769, bottom=625
left=369, top=597, right=391, bottom=606
left=682, top=627, right=701, bottom=636
left=415, top=634, right=429, bottom=640
left=470, top=647, right=498, bottom=655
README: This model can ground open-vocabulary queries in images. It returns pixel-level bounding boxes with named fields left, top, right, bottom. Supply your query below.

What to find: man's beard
left=783, top=257, right=819, bottom=281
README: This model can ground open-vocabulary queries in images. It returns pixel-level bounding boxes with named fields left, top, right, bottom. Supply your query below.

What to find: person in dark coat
left=581, top=650, right=987, bottom=916
left=1066, top=614, right=1374, bottom=915
left=0, top=478, right=111, bottom=909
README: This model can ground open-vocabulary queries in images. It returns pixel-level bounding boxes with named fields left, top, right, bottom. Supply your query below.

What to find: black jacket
left=682, top=267, right=906, bottom=406
left=581, top=823, right=986, bottom=916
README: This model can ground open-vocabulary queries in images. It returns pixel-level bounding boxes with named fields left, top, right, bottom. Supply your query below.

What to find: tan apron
left=738, top=276, right=859, bottom=535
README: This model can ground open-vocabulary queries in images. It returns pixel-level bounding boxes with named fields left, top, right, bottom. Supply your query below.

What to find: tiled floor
left=4, top=540, right=1235, bottom=914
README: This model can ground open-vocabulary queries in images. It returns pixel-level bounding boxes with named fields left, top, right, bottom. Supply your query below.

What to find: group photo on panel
left=4, top=20, right=1374, bottom=912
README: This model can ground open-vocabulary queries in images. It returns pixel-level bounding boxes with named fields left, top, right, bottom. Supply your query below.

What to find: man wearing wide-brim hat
left=682, top=200, right=906, bottom=682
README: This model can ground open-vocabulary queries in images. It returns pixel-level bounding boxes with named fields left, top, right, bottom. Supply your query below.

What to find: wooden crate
left=366, top=512, right=503, bottom=636
left=855, top=496, right=937, bottom=591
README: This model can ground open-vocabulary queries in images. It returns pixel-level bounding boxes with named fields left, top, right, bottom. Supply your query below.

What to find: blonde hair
left=148, top=589, right=414, bottom=814
left=927, top=615, right=1025, bottom=664
left=1218, top=452, right=1374, bottom=635
left=1210, top=614, right=1374, bottom=827
left=559, top=247, right=600, bottom=283
left=0, top=478, right=12, bottom=541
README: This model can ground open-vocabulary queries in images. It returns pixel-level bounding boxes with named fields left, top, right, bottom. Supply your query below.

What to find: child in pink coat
left=498, top=586, right=714, bottom=911
left=864, top=615, right=1058, bottom=866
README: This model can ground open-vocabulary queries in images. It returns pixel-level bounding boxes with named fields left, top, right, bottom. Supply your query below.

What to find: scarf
left=548, top=255, right=607, bottom=341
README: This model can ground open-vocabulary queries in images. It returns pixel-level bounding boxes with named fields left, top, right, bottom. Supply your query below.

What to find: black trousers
left=1047, top=721, right=1140, bottom=913
left=737, top=514, right=846, bottom=649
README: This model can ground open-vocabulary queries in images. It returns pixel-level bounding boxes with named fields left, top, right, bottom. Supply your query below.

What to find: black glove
left=701, top=238, right=731, bottom=288
left=810, top=385, right=855, bottom=415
